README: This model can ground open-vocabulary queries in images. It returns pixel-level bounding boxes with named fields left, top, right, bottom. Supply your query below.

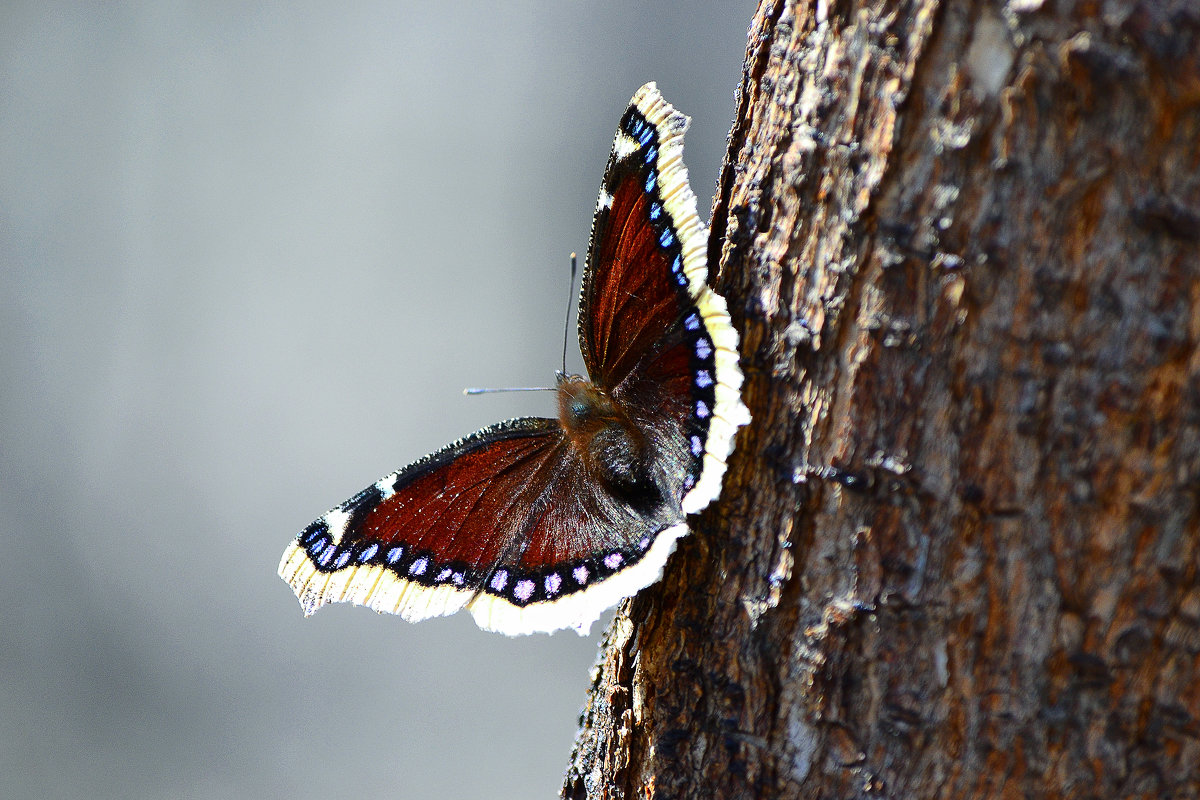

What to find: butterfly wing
left=279, top=416, right=690, bottom=635
left=579, top=83, right=750, bottom=515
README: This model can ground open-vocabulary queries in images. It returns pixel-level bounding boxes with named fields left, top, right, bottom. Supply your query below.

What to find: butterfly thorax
left=556, top=372, right=651, bottom=496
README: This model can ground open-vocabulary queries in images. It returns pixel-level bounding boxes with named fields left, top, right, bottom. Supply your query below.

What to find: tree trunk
left=564, top=1, right=1200, bottom=798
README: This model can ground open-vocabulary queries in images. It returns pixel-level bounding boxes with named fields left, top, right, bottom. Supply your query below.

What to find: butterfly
left=278, top=83, right=750, bottom=635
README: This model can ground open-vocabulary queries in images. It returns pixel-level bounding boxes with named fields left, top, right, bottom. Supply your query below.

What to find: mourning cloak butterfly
left=278, top=83, right=750, bottom=635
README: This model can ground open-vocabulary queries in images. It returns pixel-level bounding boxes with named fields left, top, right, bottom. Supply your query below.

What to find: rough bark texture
left=564, top=2, right=1200, bottom=798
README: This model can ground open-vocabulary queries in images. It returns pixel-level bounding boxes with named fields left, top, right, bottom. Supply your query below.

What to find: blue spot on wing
left=300, top=523, right=324, bottom=546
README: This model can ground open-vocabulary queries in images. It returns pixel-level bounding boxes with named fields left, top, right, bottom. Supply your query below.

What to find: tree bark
left=564, top=1, right=1200, bottom=798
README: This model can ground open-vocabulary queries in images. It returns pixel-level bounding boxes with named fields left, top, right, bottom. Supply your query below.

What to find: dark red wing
left=577, top=85, right=749, bottom=515
left=279, top=414, right=691, bottom=634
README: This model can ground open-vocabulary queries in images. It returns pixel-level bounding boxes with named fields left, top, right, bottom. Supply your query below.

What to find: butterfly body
left=556, top=372, right=658, bottom=500
left=279, top=84, right=750, bottom=635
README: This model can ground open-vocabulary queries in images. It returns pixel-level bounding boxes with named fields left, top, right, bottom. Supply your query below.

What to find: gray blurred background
left=0, top=3, right=752, bottom=799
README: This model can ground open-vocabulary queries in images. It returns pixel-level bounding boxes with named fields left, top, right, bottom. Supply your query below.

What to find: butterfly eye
left=569, top=401, right=591, bottom=423
left=556, top=374, right=604, bottom=431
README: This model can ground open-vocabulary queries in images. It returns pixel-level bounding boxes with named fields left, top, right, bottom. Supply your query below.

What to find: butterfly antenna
left=561, top=252, right=578, bottom=376
left=463, top=386, right=555, bottom=396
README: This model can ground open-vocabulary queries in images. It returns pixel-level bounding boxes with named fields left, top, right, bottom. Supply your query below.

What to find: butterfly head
left=555, top=373, right=605, bottom=429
